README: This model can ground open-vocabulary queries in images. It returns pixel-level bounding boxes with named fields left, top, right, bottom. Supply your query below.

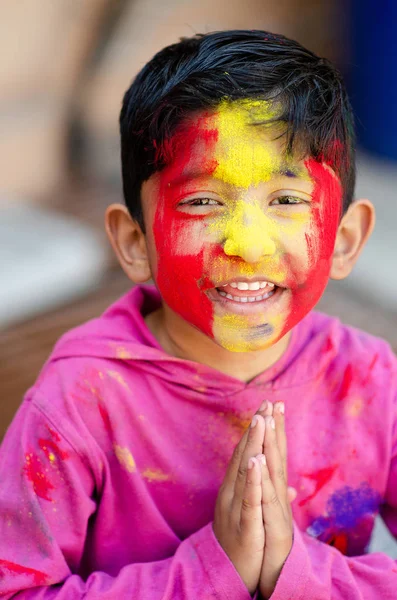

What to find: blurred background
left=1, top=0, right=396, bottom=554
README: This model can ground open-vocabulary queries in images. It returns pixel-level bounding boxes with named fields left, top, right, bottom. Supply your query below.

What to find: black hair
left=120, top=30, right=356, bottom=228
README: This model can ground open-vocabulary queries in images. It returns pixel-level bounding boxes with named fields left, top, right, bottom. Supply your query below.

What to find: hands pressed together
left=213, top=401, right=296, bottom=599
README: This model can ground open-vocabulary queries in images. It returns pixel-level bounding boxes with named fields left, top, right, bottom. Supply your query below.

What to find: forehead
left=164, top=99, right=309, bottom=188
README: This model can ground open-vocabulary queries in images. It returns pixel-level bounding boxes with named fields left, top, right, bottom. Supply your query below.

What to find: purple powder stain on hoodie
left=306, top=483, right=381, bottom=555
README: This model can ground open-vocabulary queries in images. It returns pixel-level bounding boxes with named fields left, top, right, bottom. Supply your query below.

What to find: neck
left=145, top=305, right=291, bottom=383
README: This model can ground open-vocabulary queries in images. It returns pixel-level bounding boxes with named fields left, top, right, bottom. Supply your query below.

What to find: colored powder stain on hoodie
left=306, top=483, right=382, bottom=555
left=0, top=285, right=396, bottom=598
left=23, top=452, right=55, bottom=501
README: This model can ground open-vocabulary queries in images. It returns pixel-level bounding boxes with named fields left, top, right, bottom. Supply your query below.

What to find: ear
left=105, top=203, right=152, bottom=283
left=330, top=199, right=375, bottom=280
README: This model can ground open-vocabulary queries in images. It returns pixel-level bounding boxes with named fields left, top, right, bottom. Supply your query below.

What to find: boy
left=0, top=30, right=396, bottom=599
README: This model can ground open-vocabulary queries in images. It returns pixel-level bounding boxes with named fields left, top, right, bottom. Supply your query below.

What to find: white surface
left=368, top=515, right=397, bottom=558
left=0, top=203, right=108, bottom=328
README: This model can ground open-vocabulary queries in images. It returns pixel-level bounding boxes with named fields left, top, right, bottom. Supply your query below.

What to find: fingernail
left=264, top=401, right=273, bottom=416
left=275, top=402, right=285, bottom=415
left=259, top=454, right=266, bottom=465
left=259, top=400, right=268, bottom=411
left=250, top=415, right=259, bottom=428
left=248, top=457, right=256, bottom=469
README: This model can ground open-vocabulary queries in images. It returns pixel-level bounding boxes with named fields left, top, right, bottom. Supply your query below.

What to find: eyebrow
left=168, top=163, right=302, bottom=187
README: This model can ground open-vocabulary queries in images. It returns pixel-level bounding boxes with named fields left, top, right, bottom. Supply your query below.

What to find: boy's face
left=142, top=100, right=342, bottom=352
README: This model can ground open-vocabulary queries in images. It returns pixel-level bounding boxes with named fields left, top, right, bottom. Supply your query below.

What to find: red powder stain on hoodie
left=326, top=531, right=349, bottom=555
left=0, top=559, right=47, bottom=585
left=362, top=353, right=379, bottom=386
left=38, top=438, right=68, bottom=462
left=39, top=426, right=69, bottom=462
left=23, top=452, right=54, bottom=501
left=337, top=364, right=353, bottom=401
left=98, top=402, right=113, bottom=434
left=299, top=464, right=339, bottom=507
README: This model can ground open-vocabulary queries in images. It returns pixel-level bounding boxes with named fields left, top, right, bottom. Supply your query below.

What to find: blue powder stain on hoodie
left=306, top=483, right=381, bottom=540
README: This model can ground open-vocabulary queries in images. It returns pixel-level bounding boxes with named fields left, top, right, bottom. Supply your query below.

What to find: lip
left=216, top=276, right=281, bottom=287
left=207, top=285, right=286, bottom=315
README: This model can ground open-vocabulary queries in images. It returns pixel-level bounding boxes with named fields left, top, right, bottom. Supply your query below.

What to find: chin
left=213, top=326, right=284, bottom=353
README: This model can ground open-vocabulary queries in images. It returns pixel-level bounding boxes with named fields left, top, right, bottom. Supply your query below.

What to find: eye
left=179, top=197, right=221, bottom=206
left=270, top=195, right=305, bottom=206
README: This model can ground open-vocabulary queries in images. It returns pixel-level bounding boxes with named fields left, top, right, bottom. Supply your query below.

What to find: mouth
left=207, top=278, right=285, bottom=313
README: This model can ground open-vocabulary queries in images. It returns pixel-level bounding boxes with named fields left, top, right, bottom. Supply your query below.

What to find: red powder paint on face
left=298, top=464, right=339, bottom=507
left=154, top=113, right=219, bottom=337
left=281, top=159, right=342, bottom=336
left=23, top=452, right=54, bottom=501
left=152, top=116, right=342, bottom=348
left=0, top=559, right=47, bottom=585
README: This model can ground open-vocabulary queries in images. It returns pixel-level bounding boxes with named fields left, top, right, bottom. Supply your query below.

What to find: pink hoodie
left=0, top=285, right=396, bottom=598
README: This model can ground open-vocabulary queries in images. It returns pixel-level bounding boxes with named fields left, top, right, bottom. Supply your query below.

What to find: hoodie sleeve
left=266, top=521, right=397, bottom=600
left=0, top=399, right=251, bottom=600
left=268, top=387, right=397, bottom=600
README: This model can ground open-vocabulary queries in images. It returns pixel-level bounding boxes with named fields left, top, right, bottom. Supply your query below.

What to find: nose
left=223, top=202, right=276, bottom=263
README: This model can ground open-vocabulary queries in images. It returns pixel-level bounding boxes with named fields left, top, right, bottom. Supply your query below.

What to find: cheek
left=153, top=207, right=216, bottom=336
left=273, top=160, right=341, bottom=338
left=305, top=159, right=342, bottom=274
left=284, top=160, right=341, bottom=320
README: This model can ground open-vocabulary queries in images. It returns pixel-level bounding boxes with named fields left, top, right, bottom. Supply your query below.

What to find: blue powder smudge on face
left=251, top=323, right=274, bottom=339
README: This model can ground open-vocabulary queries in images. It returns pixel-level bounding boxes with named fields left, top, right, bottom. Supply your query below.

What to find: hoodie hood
left=48, top=284, right=343, bottom=397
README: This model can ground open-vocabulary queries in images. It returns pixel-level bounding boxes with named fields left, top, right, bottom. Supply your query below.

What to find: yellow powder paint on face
left=210, top=253, right=287, bottom=289
left=213, top=314, right=255, bottom=352
left=142, top=468, right=171, bottom=483
left=205, top=99, right=310, bottom=266
left=211, top=99, right=281, bottom=188
left=221, top=200, right=276, bottom=260
left=114, top=444, right=136, bottom=473
left=210, top=199, right=309, bottom=267
left=213, top=310, right=285, bottom=352
left=107, top=370, right=129, bottom=389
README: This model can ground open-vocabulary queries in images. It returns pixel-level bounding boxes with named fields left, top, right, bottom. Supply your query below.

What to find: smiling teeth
left=228, top=281, right=274, bottom=290
left=219, top=291, right=274, bottom=302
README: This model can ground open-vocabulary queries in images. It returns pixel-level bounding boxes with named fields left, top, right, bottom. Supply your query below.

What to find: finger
left=221, top=401, right=267, bottom=504
left=231, top=414, right=266, bottom=515
left=259, top=453, right=288, bottom=535
left=273, top=402, right=287, bottom=481
left=287, top=487, right=297, bottom=503
left=239, top=456, right=263, bottom=540
left=222, top=415, right=254, bottom=489
left=262, top=401, right=274, bottom=418
left=263, top=416, right=289, bottom=510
